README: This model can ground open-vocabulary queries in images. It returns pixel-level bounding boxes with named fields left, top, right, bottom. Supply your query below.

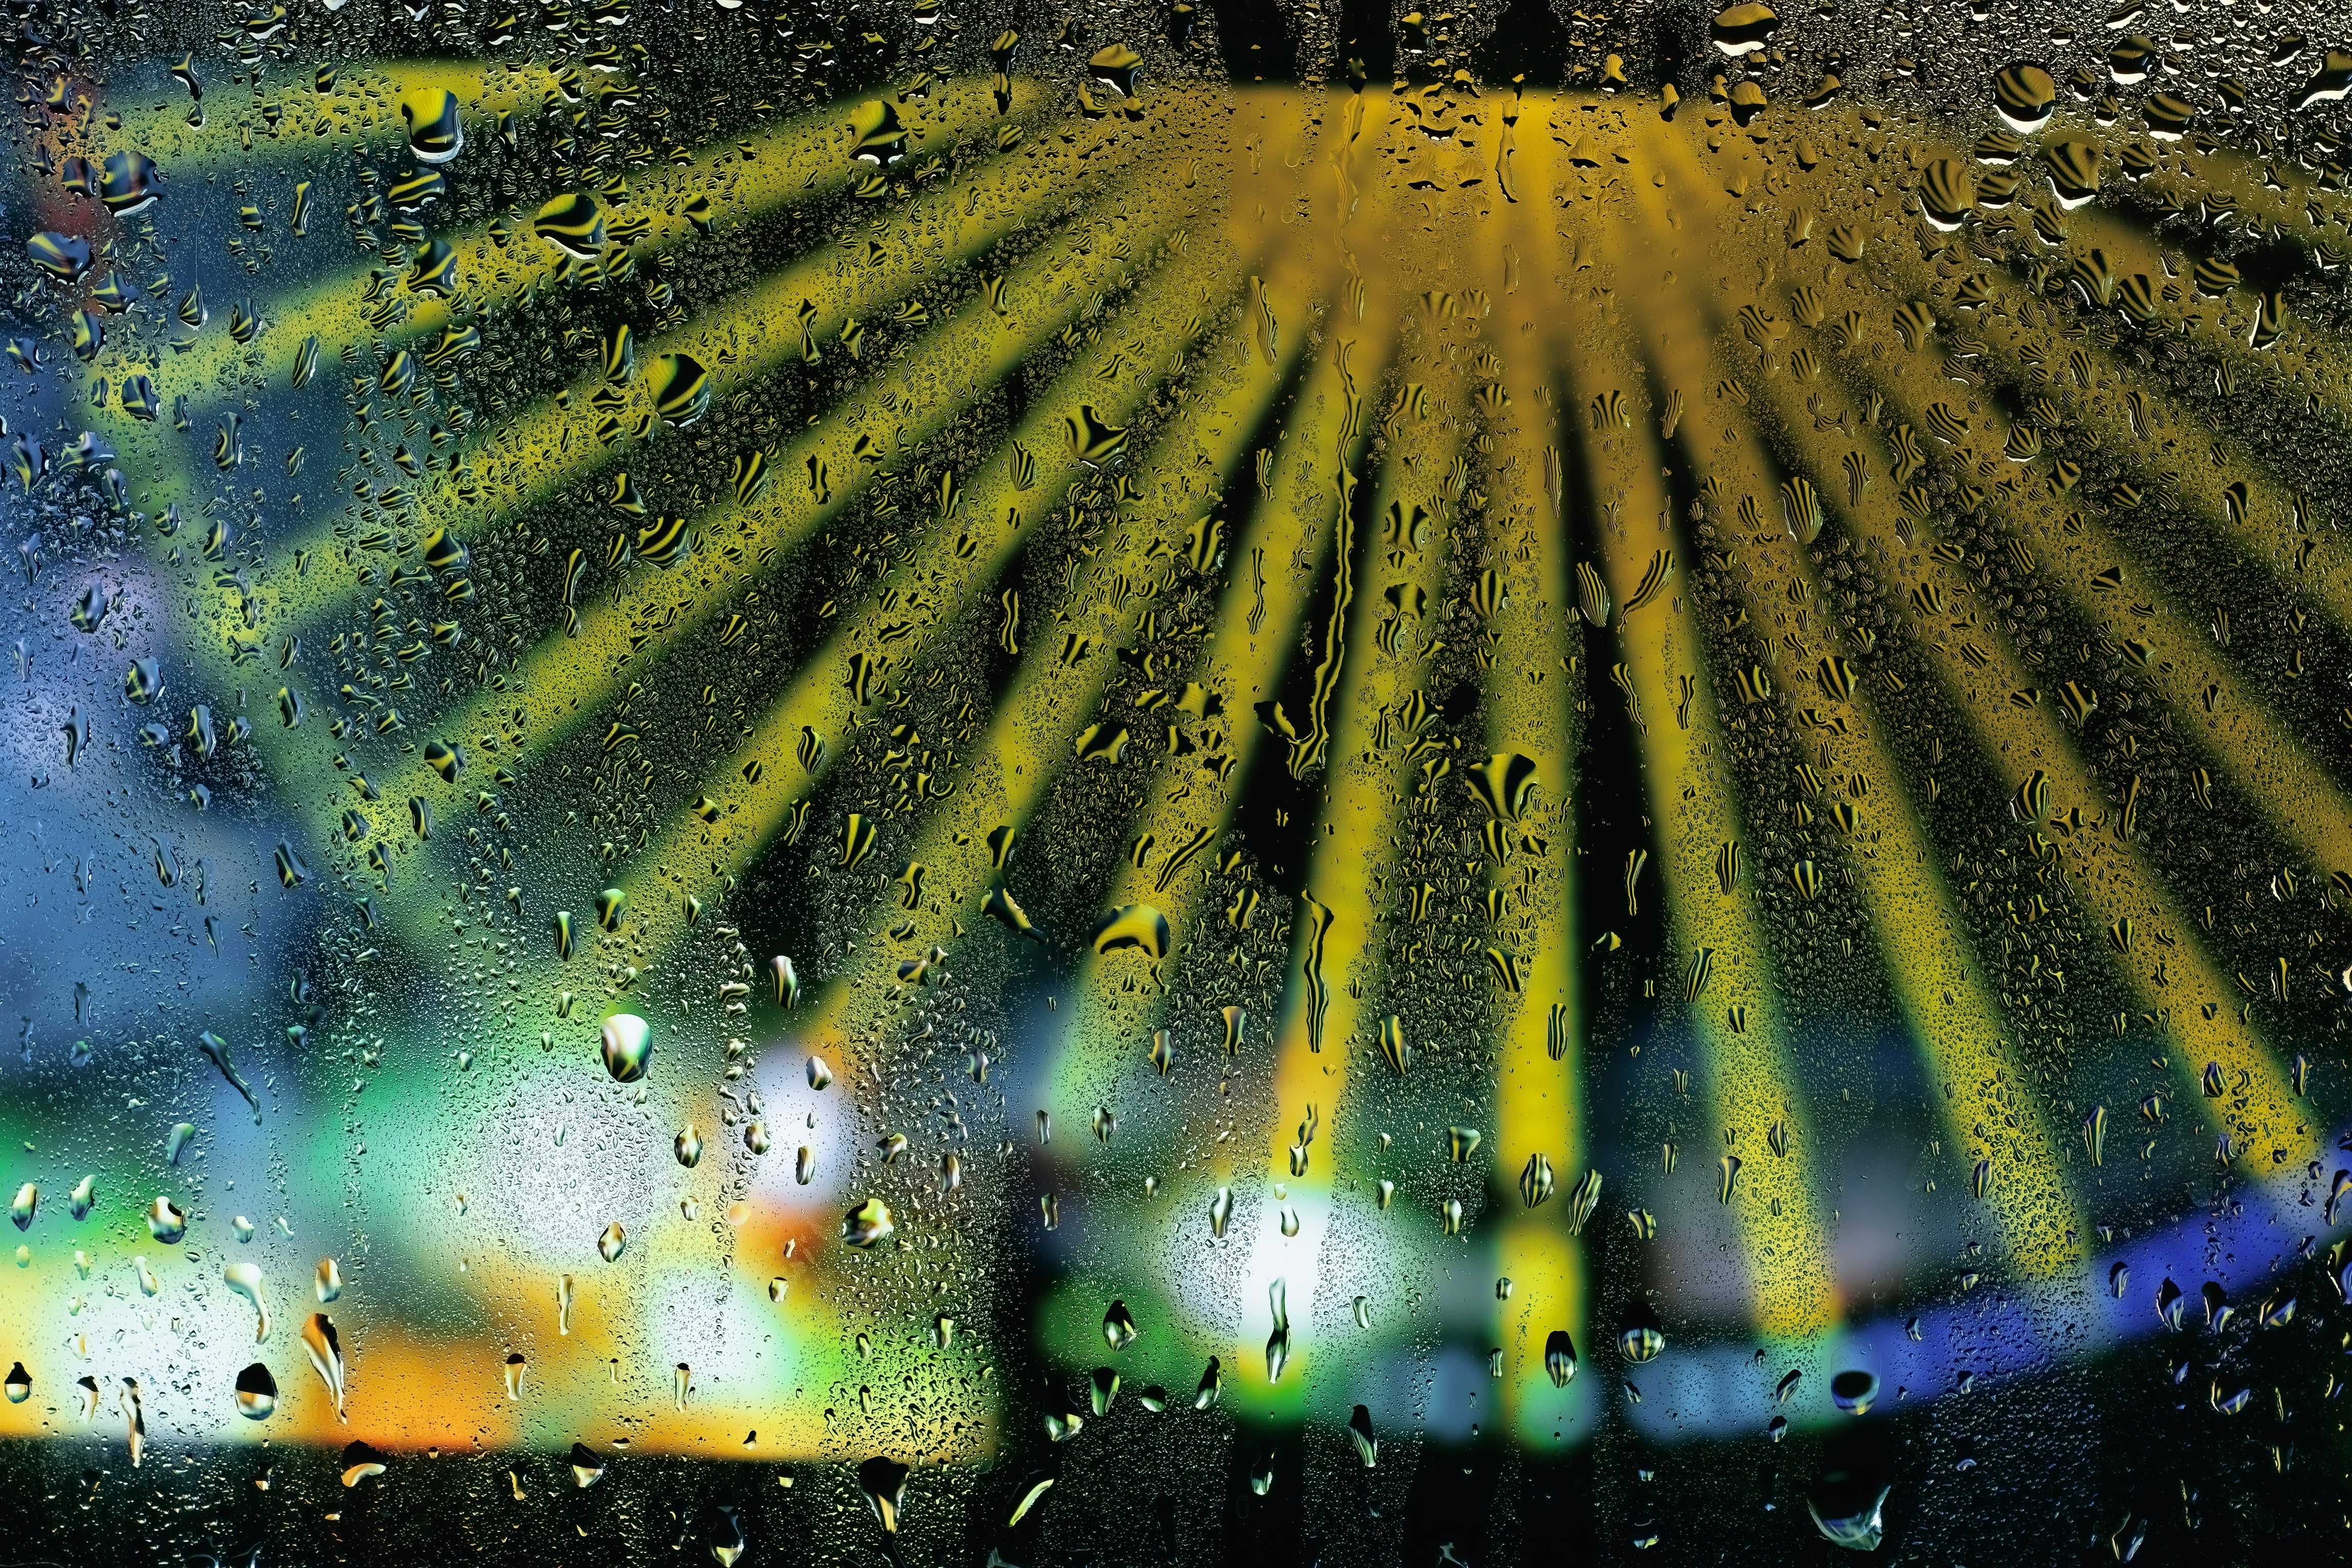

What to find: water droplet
left=1807, top=1471, right=1891, bottom=1551
left=570, top=1442, right=607, bottom=1487
left=2045, top=139, right=2104, bottom=209
left=1992, top=62, right=2057, bottom=131
left=1194, top=1356, right=1223, bottom=1410
left=599, top=1014, right=652, bottom=1082
left=233, top=1359, right=274, bottom=1418
left=399, top=86, right=463, bottom=163
left=1102, top=1300, right=1138, bottom=1350
left=122, top=656, right=165, bottom=707
left=341, top=1440, right=386, bottom=1488
left=145, top=1196, right=186, bottom=1243
left=1007, top=1476, right=1054, bottom=1528
left=2293, top=48, right=2352, bottom=111
left=1710, top=3, right=1780, bottom=56
left=1091, top=903, right=1170, bottom=958
left=1086, top=43, right=1142, bottom=96
left=1265, top=1278, right=1292, bottom=1383
left=2157, top=1277, right=2185, bottom=1330
left=848, top=100, right=908, bottom=167
left=534, top=192, right=606, bottom=259
left=650, top=354, right=711, bottom=429
left=841, top=1198, right=894, bottom=1248
left=120, top=1379, right=145, bottom=1467
left=1917, top=159, right=1975, bottom=230
left=98, top=150, right=163, bottom=215
left=1619, top=1302, right=1665, bottom=1363
left=223, top=1260, right=271, bottom=1342
left=26, top=232, right=92, bottom=286
left=1546, top=1331, right=1577, bottom=1387
left=1347, top=1405, right=1379, bottom=1467
left=301, top=1313, right=345, bottom=1419
left=858, top=1455, right=910, bottom=1534
left=1829, top=1370, right=1879, bottom=1415
left=710, top=1506, right=748, bottom=1566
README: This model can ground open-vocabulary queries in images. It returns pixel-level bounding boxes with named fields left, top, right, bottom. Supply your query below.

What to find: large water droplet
left=1807, top=1472, right=1891, bottom=1551
left=1992, top=62, right=2057, bottom=131
left=570, top=1442, right=607, bottom=1487
left=223, top=1260, right=270, bottom=1342
left=399, top=86, right=463, bottom=164
left=1829, top=1369, right=1879, bottom=1415
left=234, top=1361, right=276, bottom=1419
left=848, top=100, right=908, bottom=167
left=599, top=1014, right=652, bottom=1082
left=841, top=1198, right=895, bottom=1248
left=145, top=1196, right=186, bottom=1243
left=301, top=1313, right=345, bottom=1419
left=1619, top=1301, right=1665, bottom=1364
left=534, top=192, right=605, bottom=258
left=857, top=1455, right=910, bottom=1533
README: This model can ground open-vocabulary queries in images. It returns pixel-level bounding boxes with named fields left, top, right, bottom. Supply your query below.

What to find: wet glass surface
left=1, top=1, right=2349, bottom=1560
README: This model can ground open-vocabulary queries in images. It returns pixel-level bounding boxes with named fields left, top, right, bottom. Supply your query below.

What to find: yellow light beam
left=1487, top=149, right=1588, bottom=1434
left=1040, top=90, right=1405, bottom=1107
left=338, top=184, right=1202, bottom=952
left=1595, top=137, right=1838, bottom=1338
left=1842, top=159, right=2352, bottom=651
left=771, top=251, right=1324, bottom=1066
left=1637, top=122, right=2084, bottom=1278
left=1243, top=362, right=1464, bottom=1392
left=1837, top=251, right=2352, bottom=885
left=623, top=255, right=1226, bottom=962
left=95, top=79, right=1040, bottom=418
left=260, top=105, right=1167, bottom=619
left=1043, top=310, right=1394, bottom=1113
left=1829, top=375, right=2317, bottom=1170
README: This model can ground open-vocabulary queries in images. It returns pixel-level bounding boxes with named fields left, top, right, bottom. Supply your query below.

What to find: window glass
left=2, top=2, right=2347, bottom=1559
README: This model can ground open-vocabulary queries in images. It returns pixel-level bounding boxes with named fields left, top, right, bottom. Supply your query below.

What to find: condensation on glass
left=1, top=0, right=2348, bottom=1560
